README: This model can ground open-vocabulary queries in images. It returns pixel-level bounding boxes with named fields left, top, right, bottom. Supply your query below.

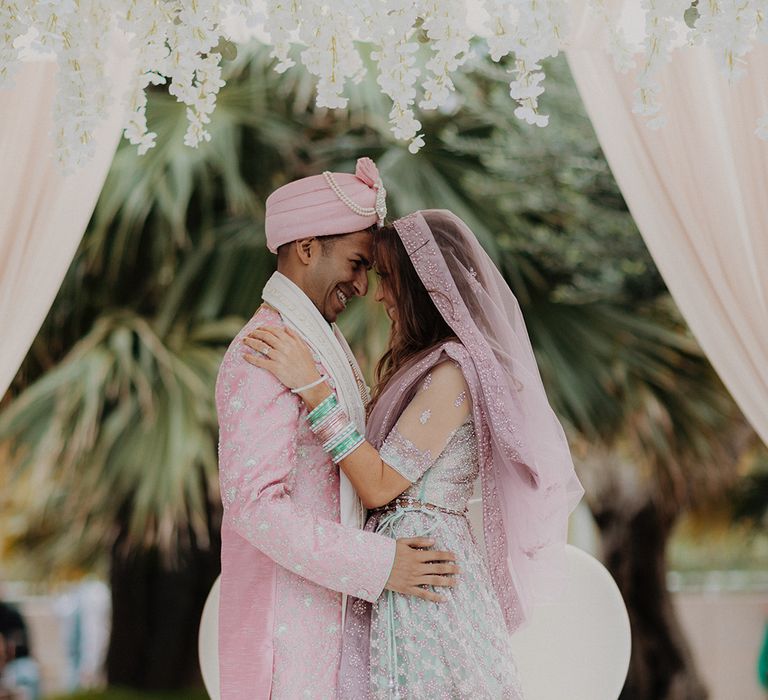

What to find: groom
left=215, top=158, right=457, bottom=699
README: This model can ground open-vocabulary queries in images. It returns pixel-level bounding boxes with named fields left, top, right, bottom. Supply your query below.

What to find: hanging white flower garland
left=1, top=0, right=767, bottom=167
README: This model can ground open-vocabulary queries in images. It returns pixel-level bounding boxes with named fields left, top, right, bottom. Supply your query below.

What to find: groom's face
left=306, top=230, right=373, bottom=323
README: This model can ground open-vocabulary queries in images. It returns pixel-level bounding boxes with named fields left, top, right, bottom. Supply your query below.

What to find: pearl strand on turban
left=264, top=157, right=388, bottom=253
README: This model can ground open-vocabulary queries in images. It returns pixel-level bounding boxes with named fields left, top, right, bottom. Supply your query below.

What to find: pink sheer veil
left=367, top=210, right=584, bottom=632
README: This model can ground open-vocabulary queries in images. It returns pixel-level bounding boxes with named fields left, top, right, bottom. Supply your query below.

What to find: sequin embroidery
left=341, top=361, right=523, bottom=698
left=217, top=305, right=396, bottom=699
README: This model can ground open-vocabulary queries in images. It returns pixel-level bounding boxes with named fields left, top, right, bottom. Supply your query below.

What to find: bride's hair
left=371, top=211, right=482, bottom=404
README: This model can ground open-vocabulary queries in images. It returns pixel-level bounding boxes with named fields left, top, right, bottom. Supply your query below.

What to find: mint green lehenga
left=339, top=209, right=583, bottom=699
left=339, top=359, right=524, bottom=699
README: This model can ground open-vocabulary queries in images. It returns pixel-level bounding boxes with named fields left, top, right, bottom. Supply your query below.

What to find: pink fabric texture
left=216, top=305, right=396, bottom=699
left=367, top=210, right=584, bottom=633
left=264, top=157, right=384, bottom=253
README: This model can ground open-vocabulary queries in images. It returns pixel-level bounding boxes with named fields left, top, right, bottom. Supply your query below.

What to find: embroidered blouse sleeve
left=216, top=324, right=396, bottom=602
left=380, top=360, right=472, bottom=484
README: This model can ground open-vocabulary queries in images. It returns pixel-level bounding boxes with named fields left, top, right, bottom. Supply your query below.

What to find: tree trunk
left=593, top=496, right=708, bottom=700
left=106, top=506, right=221, bottom=690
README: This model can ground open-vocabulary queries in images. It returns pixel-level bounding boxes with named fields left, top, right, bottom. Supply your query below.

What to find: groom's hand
left=385, top=537, right=460, bottom=603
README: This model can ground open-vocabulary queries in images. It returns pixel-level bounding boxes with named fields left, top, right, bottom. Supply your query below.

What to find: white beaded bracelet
left=291, top=375, right=329, bottom=394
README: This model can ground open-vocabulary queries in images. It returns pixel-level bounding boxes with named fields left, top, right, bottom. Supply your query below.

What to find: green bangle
left=332, top=432, right=365, bottom=463
left=330, top=428, right=362, bottom=457
left=323, top=422, right=357, bottom=452
left=312, top=404, right=345, bottom=436
left=307, top=393, right=338, bottom=426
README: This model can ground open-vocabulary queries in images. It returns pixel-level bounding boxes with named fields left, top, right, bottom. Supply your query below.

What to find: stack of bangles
left=307, top=393, right=365, bottom=464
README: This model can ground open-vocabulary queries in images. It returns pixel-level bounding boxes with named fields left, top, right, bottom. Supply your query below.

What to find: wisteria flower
left=1, top=0, right=767, bottom=170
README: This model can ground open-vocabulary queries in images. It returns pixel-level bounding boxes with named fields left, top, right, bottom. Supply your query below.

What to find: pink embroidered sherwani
left=216, top=304, right=396, bottom=700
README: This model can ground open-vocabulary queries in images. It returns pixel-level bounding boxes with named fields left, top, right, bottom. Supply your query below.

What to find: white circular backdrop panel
left=200, top=546, right=630, bottom=700
left=199, top=574, right=221, bottom=700
left=507, top=544, right=631, bottom=699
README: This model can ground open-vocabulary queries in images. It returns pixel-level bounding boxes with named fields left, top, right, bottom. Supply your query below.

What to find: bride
left=243, top=209, right=583, bottom=698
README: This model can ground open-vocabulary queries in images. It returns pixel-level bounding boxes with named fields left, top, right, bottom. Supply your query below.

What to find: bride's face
left=374, top=260, right=398, bottom=330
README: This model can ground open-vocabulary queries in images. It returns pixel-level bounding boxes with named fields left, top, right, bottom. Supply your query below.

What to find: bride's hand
left=242, top=326, right=320, bottom=391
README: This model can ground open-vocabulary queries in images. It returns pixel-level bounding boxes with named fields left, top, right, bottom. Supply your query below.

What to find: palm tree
left=0, top=42, right=751, bottom=696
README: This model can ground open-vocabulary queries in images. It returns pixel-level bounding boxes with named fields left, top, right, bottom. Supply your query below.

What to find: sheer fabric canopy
left=0, top=44, right=131, bottom=396
left=566, top=0, right=768, bottom=445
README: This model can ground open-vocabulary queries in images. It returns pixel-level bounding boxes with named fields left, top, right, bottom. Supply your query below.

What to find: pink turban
left=264, top=157, right=388, bottom=253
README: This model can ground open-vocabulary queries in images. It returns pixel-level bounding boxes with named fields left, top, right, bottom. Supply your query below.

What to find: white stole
left=262, top=272, right=368, bottom=539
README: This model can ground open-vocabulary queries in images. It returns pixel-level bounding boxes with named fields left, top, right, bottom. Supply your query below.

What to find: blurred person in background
left=0, top=600, right=39, bottom=700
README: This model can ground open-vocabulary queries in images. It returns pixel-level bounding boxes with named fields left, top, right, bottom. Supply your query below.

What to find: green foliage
left=1, top=313, right=237, bottom=562
left=0, top=42, right=743, bottom=573
left=448, top=56, right=662, bottom=305
left=731, top=453, right=768, bottom=528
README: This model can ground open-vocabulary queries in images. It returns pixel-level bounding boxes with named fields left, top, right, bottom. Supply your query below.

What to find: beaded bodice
left=382, top=419, right=478, bottom=512
left=375, top=359, right=479, bottom=514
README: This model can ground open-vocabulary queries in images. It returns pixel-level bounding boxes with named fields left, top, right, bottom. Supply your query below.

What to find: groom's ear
left=295, top=237, right=317, bottom=265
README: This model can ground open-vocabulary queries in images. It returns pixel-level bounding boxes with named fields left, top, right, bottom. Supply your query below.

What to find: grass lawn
left=49, top=689, right=209, bottom=700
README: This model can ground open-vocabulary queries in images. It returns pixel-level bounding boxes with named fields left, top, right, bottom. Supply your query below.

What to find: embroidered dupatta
left=368, top=211, right=584, bottom=632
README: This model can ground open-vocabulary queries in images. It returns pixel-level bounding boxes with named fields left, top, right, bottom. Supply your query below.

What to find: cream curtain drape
left=566, top=2, right=768, bottom=445
left=0, top=44, right=131, bottom=397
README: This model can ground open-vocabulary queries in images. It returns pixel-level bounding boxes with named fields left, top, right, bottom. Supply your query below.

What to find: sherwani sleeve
left=217, top=348, right=396, bottom=602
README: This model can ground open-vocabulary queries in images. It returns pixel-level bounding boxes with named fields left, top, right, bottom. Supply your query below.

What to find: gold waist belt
left=369, top=496, right=467, bottom=518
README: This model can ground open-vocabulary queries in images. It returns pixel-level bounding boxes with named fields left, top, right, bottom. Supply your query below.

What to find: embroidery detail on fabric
left=261, top=273, right=369, bottom=633
left=356, top=415, right=525, bottom=698
left=394, top=213, right=531, bottom=629
left=367, top=320, right=522, bottom=629
left=380, top=426, right=433, bottom=484
left=263, top=275, right=369, bottom=418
